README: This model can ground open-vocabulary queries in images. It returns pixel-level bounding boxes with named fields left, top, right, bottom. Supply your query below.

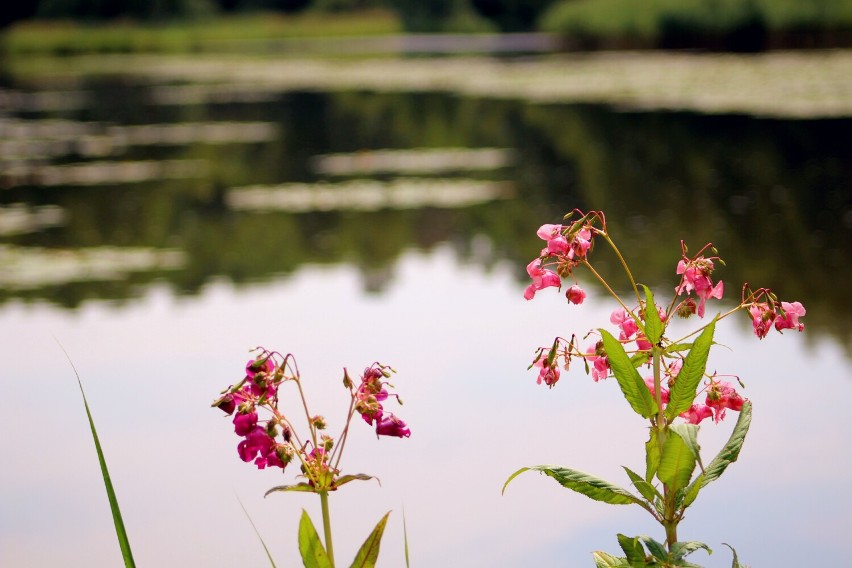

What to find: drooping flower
left=566, top=285, right=586, bottom=305
left=610, top=309, right=638, bottom=340
left=233, top=410, right=258, bottom=436
left=537, top=224, right=569, bottom=255
left=680, top=403, right=713, bottom=425
left=748, top=302, right=776, bottom=339
left=237, top=426, right=276, bottom=465
left=524, top=258, right=561, bottom=300
left=375, top=413, right=411, bottom=438
left=534, top=352, right=561, bottom=387
left=705, top=381, right=744, bottom=422
left=775, top=301, right=806, bottom=333
left=585, top=342, right=609, bottom=382
left=676, top=256, right=724, bottom=317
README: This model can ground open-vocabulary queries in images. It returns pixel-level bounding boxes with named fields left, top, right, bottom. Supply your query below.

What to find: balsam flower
left=566, top=285, right=586, bottom=305
left=524, top=258, right=561, bottom=300
left=375, top=414, right=411, bottom=438
left=775, top=301, right=806, bottom=332
left=534, top=352, right=561, bottom=387
left=705, top=381, right=744, bottom=423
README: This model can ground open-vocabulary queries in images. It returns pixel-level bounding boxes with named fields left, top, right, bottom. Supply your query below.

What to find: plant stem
left=320, top=491, right=335, bottom=567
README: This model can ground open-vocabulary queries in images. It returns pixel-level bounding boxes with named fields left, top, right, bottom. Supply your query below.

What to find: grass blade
left=237, top=495, right=278, bottom=567
left=59, top=343, right=136, bottom=567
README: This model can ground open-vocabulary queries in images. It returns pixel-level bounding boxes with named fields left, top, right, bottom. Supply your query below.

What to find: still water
left=1, top=53, right=850, bottom=567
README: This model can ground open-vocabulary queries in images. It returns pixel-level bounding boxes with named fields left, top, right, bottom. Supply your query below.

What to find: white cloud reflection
left=0, top=246, right=849, bottom=567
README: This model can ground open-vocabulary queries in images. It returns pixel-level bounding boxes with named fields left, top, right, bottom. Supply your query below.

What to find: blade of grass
left=236, top=494, right=278, bottom=567
left=57, top=341, right=136, bottom=568
left=403, top=508, right=410, bottom=568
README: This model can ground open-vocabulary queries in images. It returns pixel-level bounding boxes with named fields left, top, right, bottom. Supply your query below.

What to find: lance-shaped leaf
left=645, top=429, right=661, bottom=483
left=666, top=319, right=716, bottom=420
left=622, top=466, right=661, bottom=505
left=298, top=510, right=332, bottom=568
left=600, top=329, right=658, bottom=419
left=723, top=543, right=745, bottom=568
left=617, top=534, right=646, bottom=565
left=669, top=540, right=712, bottom=562
left=641, top=285, right=663, bottom=345
left=656, top=431, right=696, bottom=494
left=349, top=511, right=390, bottom=568
left=335, top=474, right=380, bottom=490
left=669, top=423, right=704, bottom=473
left=265, top=482, right=318, bottom=497
left=593, top=551, right=631, bottom=568
left=690, top=400, right=753, bottom=492
left=503, top=466, right=653, bottom=514
left=638, top=536, right=668, bottom=562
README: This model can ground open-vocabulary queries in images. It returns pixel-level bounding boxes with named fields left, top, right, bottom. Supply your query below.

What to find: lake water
left=1, top=51, right=850, bottom=567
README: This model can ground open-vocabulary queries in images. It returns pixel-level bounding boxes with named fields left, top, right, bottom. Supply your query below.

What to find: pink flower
left=585, top=343, right=609, bottom=382
left=705, top=381, right=744, bottom=422
left=537, top=224, right=569, bottom=255
left=571, top=227, right=593, bottom=259
left=524, top=258, right=561, bottom=300
left=676, top=257, right=723, bottom=317
left=237, top=426, right=276, bottom=465
left=775, top=301, right=806, bottom=333
left=610, top=309, right=638, bottom=340
left=375, top=414, right=411, bottom=438
left=635, top=334, right=652, bottom=351
left=246, top=357, right=274, bottom=380
left=680, top=404, right=713, bottom=425
left=233, top=410, right=258, bottom=436
left=749, top=302, right=775, bottom=339
left=566, top=285, right=586, bottom=305
left=534, top=353, right=560, bottom=387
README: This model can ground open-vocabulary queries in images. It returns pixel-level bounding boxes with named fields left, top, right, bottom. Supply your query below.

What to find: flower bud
left=311, top=415, right=327, bottom=430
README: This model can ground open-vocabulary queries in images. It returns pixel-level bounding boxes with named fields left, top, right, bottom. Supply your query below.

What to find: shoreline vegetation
left=2, top=2, right=851, bottom=58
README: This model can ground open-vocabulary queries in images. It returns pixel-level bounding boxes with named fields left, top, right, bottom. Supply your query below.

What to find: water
left=0, top=53, right=850, bottom=567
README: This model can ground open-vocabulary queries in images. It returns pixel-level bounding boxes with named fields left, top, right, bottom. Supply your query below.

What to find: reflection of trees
left=1, top=82, right=849, bottom=350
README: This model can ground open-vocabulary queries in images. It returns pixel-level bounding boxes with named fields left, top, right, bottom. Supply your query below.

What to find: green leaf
left=298, top=510, right=333, bottom=568
left=265, top=482, right=318, bottom=497
left=669, top=423, right=704, bottom=472
left=641, top=285, right=663, bottom=345
left=63, top=345, right=136, bottom=568
left=638, top=536, right=668, bottom=561
left=237, top=496, right=277, bottom=568
left=593, top=551, right=631, bottom=568
left=403, top=509, right=411, bottom=568
left=645, top=429, right=661, bottom=483
left=617, top=534, right=646, bottom=565
left=630, top=351, right=651, bottom=368
left=600, top=329, right=658, bottom=419
left=622, top=466, right=661, bottom=504
left=665, top=342, right=693, bottom=354
left=669, top=540, right=712, bottom=562
left=666, top=319, right=716, bottom=420
left=680, top=472, right=703, bottom=510
left=503, top=466, right=652, bottom=514
left=335, top=474, right=379, bottom=490
left=698, top=400, right=753, bottom=488
left=349, top=511, right=390, bottom=568
left=723, top=543, right=745, bottom=568
left=656, top=431, right=696, bottom=494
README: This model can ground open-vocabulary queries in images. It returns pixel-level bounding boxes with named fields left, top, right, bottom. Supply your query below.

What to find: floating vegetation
left=0, top=118, right=278, bottom=162
left=312, top=148, right=514, bottom=176
left=2, top=159, right=207, bottom=188
left=0, top=204, right=66, bottom=236
left=87, top=50, right=852, bottom=118
left=227, top=178, right=514, bottom=212
left=0, top=245, right=186, bottom=288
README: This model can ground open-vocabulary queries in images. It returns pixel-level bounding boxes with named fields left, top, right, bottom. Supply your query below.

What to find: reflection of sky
left=1, top=246, right=849, bottom=567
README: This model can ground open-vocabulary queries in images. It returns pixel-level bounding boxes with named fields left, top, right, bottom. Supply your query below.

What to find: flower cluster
left=746, top=292, right=807, bottom=339
left=352, top=364, right=411, bottom=438
left=213, top=349, right=410, bottom=483
left=214, top=356, right=291, bottom=470
left=523, top=212, right=601, bottom=301
left=674, top=244, right=724, bottom=318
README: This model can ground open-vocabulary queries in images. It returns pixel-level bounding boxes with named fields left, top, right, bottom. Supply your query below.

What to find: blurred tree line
left=1, top=0, right=558, bottom=32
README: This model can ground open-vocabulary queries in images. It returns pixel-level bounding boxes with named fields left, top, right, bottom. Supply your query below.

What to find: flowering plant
left=212, top=347, right=410, bottom=568
left=504, top=210, right=805, bottom=567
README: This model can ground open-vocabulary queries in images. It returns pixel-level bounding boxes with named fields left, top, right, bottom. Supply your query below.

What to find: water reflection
left=0, top=72, right=849, bottom=352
